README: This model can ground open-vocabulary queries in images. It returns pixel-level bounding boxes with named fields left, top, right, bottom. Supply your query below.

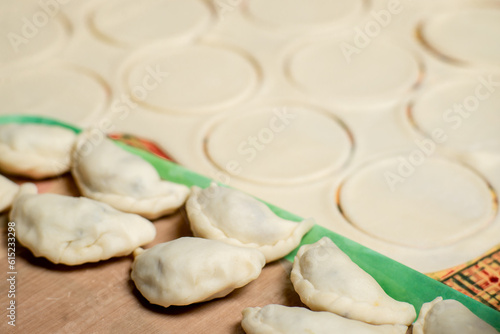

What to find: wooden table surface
left=0, top=175, right=304, bottom=334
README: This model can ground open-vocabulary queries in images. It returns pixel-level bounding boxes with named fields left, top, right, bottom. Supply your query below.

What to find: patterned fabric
left=108, top=133, right=174, bottom=161
left=429, top=245, right=500, bottom=311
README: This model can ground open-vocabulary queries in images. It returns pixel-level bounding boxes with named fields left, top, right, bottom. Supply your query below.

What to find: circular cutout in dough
left=417, top=8, right=500, bottom=67
left=205, top=105, right=352, bottom=184
left=0, top=65, right=109, bottom=125
left=409, top=79, right=500, bottom=152
left=338, top=157, right=496, bottom=249
left=246, top=0, right=363, bottom=29
left=125, top=45, right=259, bottom=113
left=90, top=0, right=212, bottom=47
left=286, top=40, right=421, bottom=107
left=0, top=2, right=68, bottom=69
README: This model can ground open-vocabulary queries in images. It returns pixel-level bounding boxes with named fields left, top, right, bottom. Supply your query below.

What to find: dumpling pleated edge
left=186, top=185, right=315, bottom=263
left=290, top=237, right=416, bottom=326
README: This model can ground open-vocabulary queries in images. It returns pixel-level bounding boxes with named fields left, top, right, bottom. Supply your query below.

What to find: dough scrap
left=186, top=183, right=314, bottom=262
left=131, top=237, right=266, bottom=307
left=291, top=237, right=416, bottom=325
left=10, top=183, right=156, bottom=265
left=0, top=174, right=19, bottom=212
left=413, top=297, right=498, bottom=334
left=0, top=123, right=76, bottom=179
left=241, top=304, right=409, bottom=334
left=71, top=133, right=190, bottom=219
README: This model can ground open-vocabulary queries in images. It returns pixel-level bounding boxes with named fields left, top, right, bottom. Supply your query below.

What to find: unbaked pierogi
left=291, top=237, right=416, bottom=326
left=131, top=237, right=265, bottom=307
left=186, top=183, right=314, bottom=262
left=72, top=133, right=190, bottom=219
left=10, top=183, right=156, bottom=265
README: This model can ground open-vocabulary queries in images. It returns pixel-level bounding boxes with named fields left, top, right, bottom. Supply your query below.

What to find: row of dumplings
left=0, top=122, right=311, bottom=296
left=242, top=237, right=498, bottom=333
left=0, top=122, right=313, bottom=264
left=0, top=122, right=190, bottom=218
left=0, top=121, right=497, bottom=333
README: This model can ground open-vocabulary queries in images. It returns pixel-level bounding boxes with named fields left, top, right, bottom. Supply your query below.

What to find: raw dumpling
left=241, top=304, right=409, bottom=334
left=0, top=174, right=18, bottom=212
left=10, top=183, right=156, bottom=265
left=185, top=183, right=314, bottom=262
left=413, top=297, right=498, bottom=334
left=0, top=123, right=76, bottom=179
left=131, top=237, right=266, bottom=307
left=290, top=237, right=416, bottom=326
left=71, top=133, right=190, bottom=219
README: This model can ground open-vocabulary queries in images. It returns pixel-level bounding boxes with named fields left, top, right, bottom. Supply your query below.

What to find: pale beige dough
left=241, top=304, right=409, bottom=334
left=185, top=182, right=314, bottom=262
left=287, top=40, right=420, bottom=107
left=125, top=45, right=258, bottom=113
left=0, top=66, right=109, bottom=125
left=131, top=237, right=266, bottom=307
left=204, top=106, right=352, bottom=184
left=413, top=297, right=498, bottom=334
left=339, top=157, right=495, bottom=249
left=72, top=133, right=190, bottom=219
left=91, top=0, right=211, bottom=47
left=410, top=79, right=500, bottom=152
left=418, top=8, right=500, bottom=66
left=0, top=1, right=67, bottom=69
left=0, top=123, right=76, bottom=179
left=0, top=174, right=18, bottom=212
left=247, top=0, right=363, bottom=29
left=10, top=183, right=156, bottom=265
left=291, top=237, right=416, bottom=326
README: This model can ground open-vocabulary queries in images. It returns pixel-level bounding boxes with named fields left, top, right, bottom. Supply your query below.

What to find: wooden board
left=0, top=175, right=303, bottom=333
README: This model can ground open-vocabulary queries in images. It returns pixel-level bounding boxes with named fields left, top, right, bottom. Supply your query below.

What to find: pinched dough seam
left=291, top=263, right=415, bottom=326
left=73, top=172, right=187, bottom=218
left=242, top=307, right=286, bottom=334
left=0, top=147, right=71, bottom=177
left=189, top=191, right=310, bottom=248
left=57, top=229, right=140, bottom=265
left=187, top=193, right=314, bottom=261
left=411, top=297, right=442, bottom=334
